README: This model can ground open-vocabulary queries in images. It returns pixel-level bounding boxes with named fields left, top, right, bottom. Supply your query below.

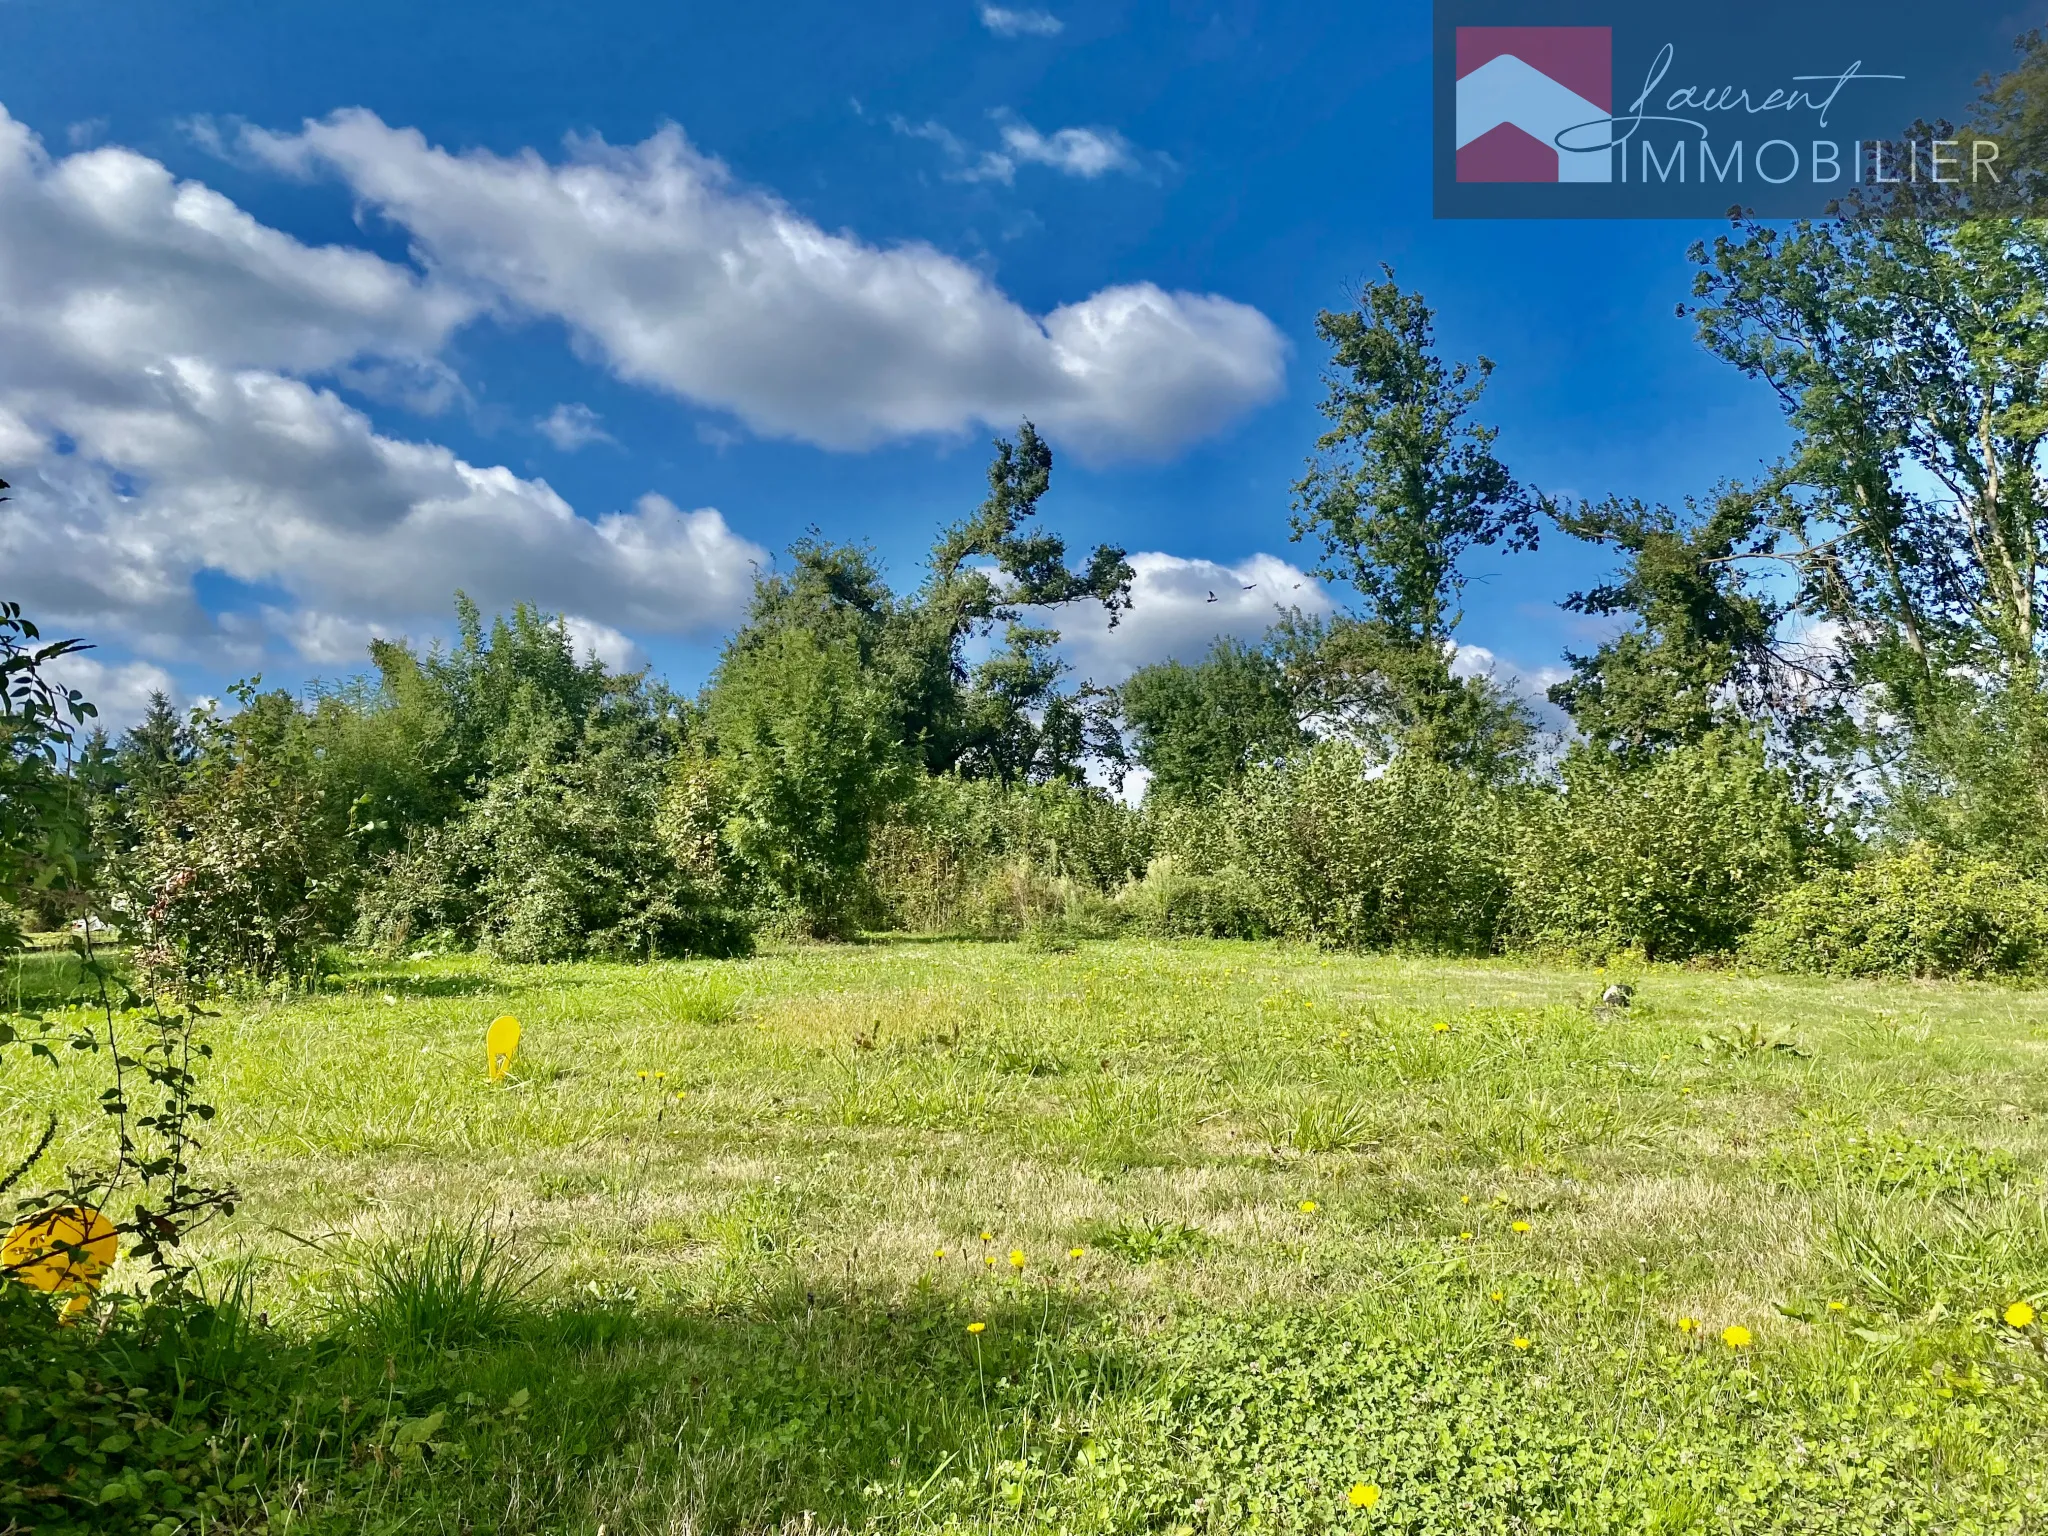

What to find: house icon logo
left=1455, top=26, right=1613, bottom=183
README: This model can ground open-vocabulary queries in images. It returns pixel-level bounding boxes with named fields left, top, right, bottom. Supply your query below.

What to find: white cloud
left=40, top=653, right=180, bottom=735
left=1054, top=551, right=1332, bottom=683
left=561, top=613, right=646, bottom=672
left=895, top=111, right=1143, bottom=187
left=0, top=107, right=765, bottom=664
left=536, top=401, right=614, bottom=450
left=246, top=110, right=1283, bottom=457
left=979, top=5, right=1063, bottom=38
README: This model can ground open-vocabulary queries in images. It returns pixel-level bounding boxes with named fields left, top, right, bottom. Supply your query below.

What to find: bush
left=1230, top=744, right=1510, bottom=953
left=864, top=776, right=1149, bottom=934
left=1506, top=733, right=1819, bottom=961
left=126, top=692, right=354, bottom=990
left=355, top=741, right=751, bottom=962
left=0, top=1284, right=271, bottom=1534
left=1115, top=857, right=1269, bottom=940
left=1745, top=844, right=2048, bottom=978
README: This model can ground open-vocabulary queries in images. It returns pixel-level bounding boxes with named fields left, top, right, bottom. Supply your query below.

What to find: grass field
left=10, top=938, right=2048, bottom=1533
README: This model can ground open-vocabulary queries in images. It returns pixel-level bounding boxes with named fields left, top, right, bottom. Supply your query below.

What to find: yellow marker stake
left=486, top=1015, right=521, bottom=1080
left=3, top=1206, right=117, bottom=1320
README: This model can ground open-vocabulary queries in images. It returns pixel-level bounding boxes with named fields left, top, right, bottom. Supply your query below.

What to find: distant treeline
left=14, top=210, right=2048, bottom=982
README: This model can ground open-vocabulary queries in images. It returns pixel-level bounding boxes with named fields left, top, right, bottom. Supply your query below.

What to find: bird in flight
left=1205, top=590, right=1219, bottom=603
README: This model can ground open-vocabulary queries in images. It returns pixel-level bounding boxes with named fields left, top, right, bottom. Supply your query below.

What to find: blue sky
left=0, top=0, right=1797, bottom=727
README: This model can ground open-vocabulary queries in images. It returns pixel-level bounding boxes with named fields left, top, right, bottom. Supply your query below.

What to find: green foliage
left=1114, top=855, right=1269, bottom=940
left=1690, top=219, right=2048, bottom=853
left=1549, top=487, right=1789, bottom=753
left=0, top=1285, right=267, bottom=1535
left=708, top=623, right=908, bottom=937
left=863, top=773, right=1148, bottom=934
left=127, top=686, right=354, bottom=990
left=1291, top=274, right=1543, bottom=646
left=1746, top=844, right=2048, bottom=978
left=0, top=596, right=97, bottom=948
left=1120, top=636, right=1303, bottom=799
left=1272, top=612, right=1539, bottom=779
left=1508, top=733, right=1819, bottom=961
left=1232, top=742, right=1512, bottom=952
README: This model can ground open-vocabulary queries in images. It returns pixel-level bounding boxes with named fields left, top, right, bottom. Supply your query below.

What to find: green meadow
left=11, top=939, right=2048, bottom=1533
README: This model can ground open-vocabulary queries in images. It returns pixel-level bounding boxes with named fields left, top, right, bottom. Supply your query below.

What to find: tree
left=1548, top=487, right=1790, bottom=755
left=1689, top=217, right=2048, bottom=850
left=1120, top=638, right=1304, bottom=799
left=1287, top=274, right=1546, bottom=772
left=0, top=593, right=96, bottom=945
left=706, top=623, right=908, bottom=937
left=1291, top=274, right=1544, bottom=646
left=719, top=423, right=1133, bottom=789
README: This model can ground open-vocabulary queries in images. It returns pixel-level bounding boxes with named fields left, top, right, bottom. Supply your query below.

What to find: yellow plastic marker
left=3, top=1205, right=117, bottom=1319
left=486, top=1014, right=521, bottom=1080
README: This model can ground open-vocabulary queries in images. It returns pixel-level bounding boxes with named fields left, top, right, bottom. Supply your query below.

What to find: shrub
left=355, top=742, right=751, bottom=962
left=1506, top=732, right=1818, bottom=961
left=864, top=775, right=1149, bottom=934
left=126, top=691, right=353, bottom=990
left=1229, top=743, right=1510, bottom=952
left=1115, top=857, right=1269, bottom=940
left=1745, top=844, right=2048, bottom=978
left=0, top=1283, right=270, bottom=1534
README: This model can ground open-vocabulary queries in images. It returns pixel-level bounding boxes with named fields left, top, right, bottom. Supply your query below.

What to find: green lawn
left=10, top=939, right=2048, bottom=1532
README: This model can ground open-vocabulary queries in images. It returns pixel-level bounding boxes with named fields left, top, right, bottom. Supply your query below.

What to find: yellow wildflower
left=1347, top=1481, right=1380, bottom=1509
left=967, top=1321, right=987, bottom=1334
left=934, top=1248, right=946, bottom=1259
left=1009, top=1249, right=1026, bottom=1271
left=1511, top=1336, right=1532, bottom=1350
left=1458, top=1231, right=1474, bottom=1242
left=1510, top=1220, right=1531, bottom=1234
left=1489, top=1290, right=1504, bottom=1302
left=980, top=1230, right=994, bottom=1242
left=1677, top=1316, right=1698, bottom=1334
left=1722, top=1325, right=1752, bottom=1348
left=1433, top=1021, right=1450, bottom=1033
left=2006, top=1301, right=2036, bottom=1329
left=1827, top=1301, right=1846, bottom=1313
left=1299, top=1200, right=1319, bottom=1214
left=1069, top=1247, right=1085, bottom=1259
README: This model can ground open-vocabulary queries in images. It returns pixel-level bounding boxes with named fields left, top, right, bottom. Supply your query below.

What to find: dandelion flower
left=1299, top=1200, right=1319, bottom=1214
left=980, top=1230, right=994, bottom=1242
left=967, top=1321, right=986, bottom=1334
left=1489, top=1290, right=1504, bottom=1302
left=1009, top=1249, right=1026, bottom=1271
left=2005, top=1301, right=2036, bottom=1329
left=1511, top=1336, right=1532, bottom=1350
left=1433, top=1021, right=1450, bottom=1034
left=1458, top=1231, right=1474, bottom=1242
left=1722, top=1325, right=1752, bottom=1348
left=1069, top=1247, right=1085, bottom=1259
left=1677, top=1317, right=1698, bottom=1334
left=986, top=1255, right=996, bottom=1267
left=636, top=1071, right=649, bottom=1080
left=1461, top=1194, right=1472, bottom=1205
left=1347, top=1481, right=1380, bottom=1509
left=1827, top=1301, right=1846, bottom=1313
left=1510, top=1220, right=1531, bottom=1234
left=934, top=1248, right=946, bottom=1259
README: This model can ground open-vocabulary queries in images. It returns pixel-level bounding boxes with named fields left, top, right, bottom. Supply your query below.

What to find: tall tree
left=1548, top=487, right=1790, bottom=755
left=1690, top=216, right=2048, bottom=846
left=1287, top=274, right=1546, bottom=772
left=1120, top=637, right=1304, bottom=799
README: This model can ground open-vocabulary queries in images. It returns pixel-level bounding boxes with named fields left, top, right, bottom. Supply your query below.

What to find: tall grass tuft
left=343, top=1218, right=540, bottom=1352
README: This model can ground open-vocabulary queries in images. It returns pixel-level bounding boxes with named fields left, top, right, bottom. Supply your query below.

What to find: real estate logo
left=1454, top=26, right=1612, bottom=183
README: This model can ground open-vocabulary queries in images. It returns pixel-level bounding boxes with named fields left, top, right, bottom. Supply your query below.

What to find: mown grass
left=8, top=939, right=2048, bottom=1532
